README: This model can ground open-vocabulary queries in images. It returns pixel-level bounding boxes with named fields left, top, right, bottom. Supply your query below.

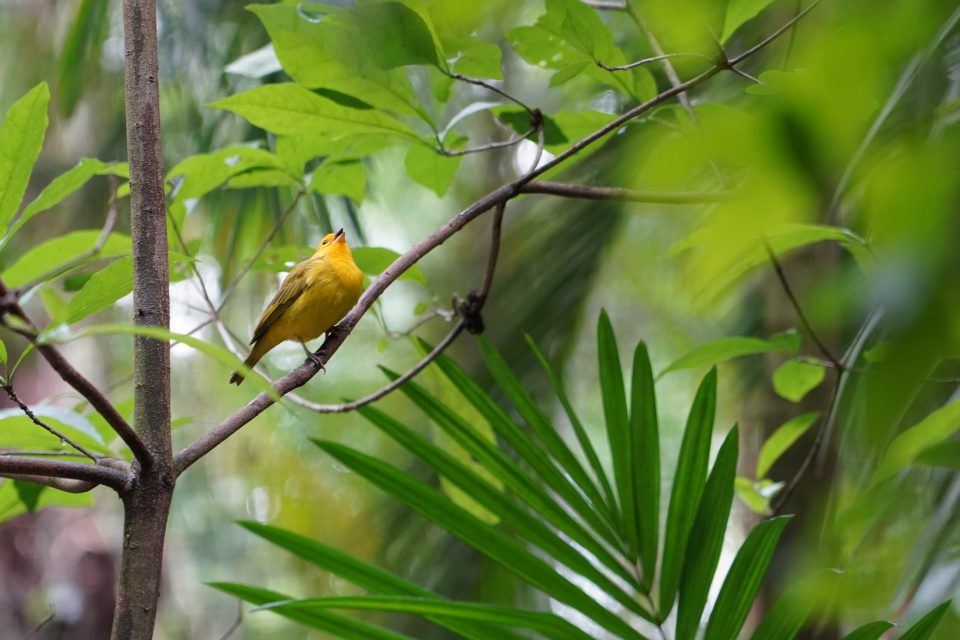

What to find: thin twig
left=520, top=181, right=731, bottom=203
left=217, top=601, right=244, bottom=640
left=175, top=7, right=819, bottom=475
left=21, top=612, right=54, bottom=640
left=0, top=279, right=148, bottom=464
left=13, top=181, right=120, bottom=296
left=440, top=128, right=534, bottom=157
left=449, top=73, right=535, bottom=116
left=728, top=0, right=821, bottom=66
left=0, top=449, right=92, bottom=458
left=2, top=384, right=98, bottom=462
left=764, top=241, right=843, bottom=370
left=597, top=52, right=713, bottom=72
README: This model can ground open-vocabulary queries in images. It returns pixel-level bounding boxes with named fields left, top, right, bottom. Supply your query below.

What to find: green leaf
left=0, top=338, right=6, bottom=366
left=722, top=0, right=779, bottom=42
left=659, top=368, right=717, bottom=618
left=239, top=521, right=521, bottom=640
left=449, top=38, right=503, bottom=79
left=773, top=360, right=825, bottom=402
left=915, top=441, right=960, bottom=469
left=210, top=583, right=416, bottom=640
left=840, top=621, right=895, bottom=640
left=353, top=2, right=444, bottom=70
left=0, top=83, right=49, bottom=232
left=631, top=341, right=660, bottom=587
left=0, top=479, right=92, bottom=525
left=703, top=516, right=792, bottom=640
left=597, top=311, right=634, bottom=548
left=899, top=601, right=952, bottom=640
left=0, top=411, right=111, bottom=455
left=249, top=4, right=429, bottom=122
left=61, top=324, right=280, bottom=400
left=676, top=427, right=738, bottom=640
left=871, top=399, right=960, bottom=487
left=227, top=169, right=299, bottom=189
left=735, top=476, right=779, bottom=515
left=261, top=596, right=594, bottom=640
left=524, top=334, right=618, bottom=519
left=13, top=480, right=45, bottom=512
left=10, top=158, right=127, bottom=242
left=550, top=63, right=589, bottom=86
left=404, top=144, right=462, bottom=197
left=750, top=570, right=841, bottom=640
left=660, top=335, right=798, bottom=377
left=757, top=412, right=820, bottom=478
left=210, top=83, right=423, bottom=145
left=63, top=256, right=133, bottom=324
left=351, top=247, right=426, bottom=285
left=2, top=231, right=131, bottom=288
left=310, top=159, right=366, bottom=203
left=168, top=146, right=287, bottom=201
left=314, top=441, right=648, bottom=640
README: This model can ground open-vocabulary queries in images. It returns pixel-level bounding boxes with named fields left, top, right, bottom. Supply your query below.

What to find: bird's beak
left=333, top=228, right=345, bottom=243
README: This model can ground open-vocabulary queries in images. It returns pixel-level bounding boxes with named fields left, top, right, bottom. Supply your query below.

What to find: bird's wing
left=250, top=259, right=314, bottom=344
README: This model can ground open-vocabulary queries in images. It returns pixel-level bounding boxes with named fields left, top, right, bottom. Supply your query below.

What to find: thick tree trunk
left=112, top=0, right=173, bottom=638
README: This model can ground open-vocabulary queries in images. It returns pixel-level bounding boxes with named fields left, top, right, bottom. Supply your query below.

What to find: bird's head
left=315, top=228, right=351, bottom=257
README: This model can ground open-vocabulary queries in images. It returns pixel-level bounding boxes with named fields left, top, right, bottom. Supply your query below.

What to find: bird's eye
left=321, top=240, right=328, bottom=246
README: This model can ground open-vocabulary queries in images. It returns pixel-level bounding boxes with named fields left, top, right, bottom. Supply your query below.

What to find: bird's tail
left=229, top=343, right=267, bottom=386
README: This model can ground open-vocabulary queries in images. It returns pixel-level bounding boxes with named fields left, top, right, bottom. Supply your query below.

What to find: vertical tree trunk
left=112, top=0, right=174, bottom=638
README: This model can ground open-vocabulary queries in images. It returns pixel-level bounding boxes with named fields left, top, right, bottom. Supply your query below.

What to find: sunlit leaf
left=703, top=516, right=792, bottom=640
left=757, top=412, right=820, bottom=478
left=660, top=334, right=798, bottom=377
left=353, top=2, right=445, bottom=70
left=2, top=231, right=131, bottom=288
left=449, top=38, right=502, bottom=79
left=404, top=142, right=463, bottom=197
left=722, top=0, right=778, bottom=42
left=773, top=360, right=825, bottom=402
left=659, top=368, right=717, bottom=618
left=0, top=83, right=49, bottom=231
left=167, top=147, right=288, bottom=201
left=871, top=398, right=960, bottom=487
left=310, top=159, right=366, bottom=203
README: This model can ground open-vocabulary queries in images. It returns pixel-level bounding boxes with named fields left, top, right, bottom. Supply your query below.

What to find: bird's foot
left=299, top=340, right=326, bottom=373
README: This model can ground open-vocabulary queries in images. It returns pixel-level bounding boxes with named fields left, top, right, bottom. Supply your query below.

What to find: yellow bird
left=229, top=228, right=364, bottom=385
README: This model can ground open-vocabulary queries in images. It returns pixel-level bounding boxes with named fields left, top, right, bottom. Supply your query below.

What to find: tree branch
left=0, top=279, right=148, bottom=463
left=520, top=181, right=731, bottom=203
left=0, top=456, right=131, bottom=492
left=175, top=7, right=818, bottom=475
left=1, top=383, right=98, bottom=462
left=448, top=73, right=535, bottom=116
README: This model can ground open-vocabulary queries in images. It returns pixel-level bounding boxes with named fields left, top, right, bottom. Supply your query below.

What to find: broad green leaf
left=60, top=324, right=280, bottom=400
left=310, top=159, right=366, bottom=203
left=550, top=63, right=589, bottom=86
left=210, top=583, right=415, bottom=640
left=351, top=247, right=426, bottom=285
left=353, top=2, right=444, bottom=70
left=210, top=83, right=423, bottom=145
left=703, top=516, right=792, bottom=640
left=773, top=360, right=825, bottom=402
left=2, top=231, right=131, bottom=288
left=0, top=411, right=111, bottom=455
left=915, top=441, right=960, bottom=469
left=676, top=427, right=738, bottom=640
left=659, top=369, right=718, bottom=618
left=0, top=478, right=92, bottom=525
left=871, top=399, right=960, bottom=487
left=597, top=311, right=634, bottom=549
left=750, top=570, right=841, bottom=640
left=261, top=596, right=594, bottom=640
left=631, top=341, right=660, bottom=588
left=13, top=480, right=44, bottom=512
left=0, top=83, right=49, bottom=231
left=840, top=621, right=895, bottom=640
left=404, top=144, right=462, bottom=197
left=660, top=335, right=798, bottom=377
left=449, top=38, right=503, bottom=79
left=10, top=158, right=127, bottom=241
left=314, top=441, right=648, bottom=640
left=898, top=601, right=952, bottom=640
left=239, top=521, right=522, bottom=640
left=63, top=256, right=132, bottom=324
left=276, top=134, right=390, bottom=176
left=227, top=169, right=299, bottom=189
left=167, top=146, right=287, bottom=201
left=757, top=412, right=820, bottom=478
left=525, top=335, right=617, bottom=516
left=249, top=4, right=429, bottom=121
left=723, top=0, right=778, bottom=42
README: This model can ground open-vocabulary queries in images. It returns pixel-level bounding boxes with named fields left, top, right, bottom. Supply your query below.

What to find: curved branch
left=0, top=280, right=148, bottom=464
left=175, top=8, right=819, bottom=475
left=0, top=456, right=132, bottom=493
